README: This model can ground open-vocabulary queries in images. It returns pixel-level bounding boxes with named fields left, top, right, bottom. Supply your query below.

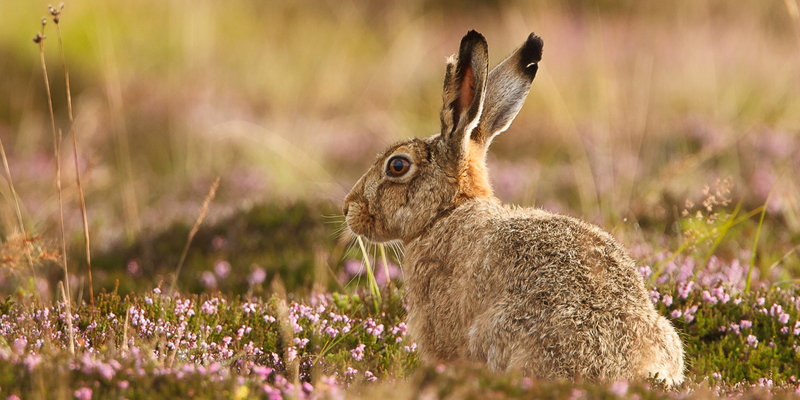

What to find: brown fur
left=342, top=30, right=685, bottom=385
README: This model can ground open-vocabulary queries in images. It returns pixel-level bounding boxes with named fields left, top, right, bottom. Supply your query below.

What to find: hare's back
left=489, top=207, right=650, bottom=313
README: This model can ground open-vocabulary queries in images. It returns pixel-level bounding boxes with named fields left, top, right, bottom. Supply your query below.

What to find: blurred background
left=0, top=0, right=799, bottom=298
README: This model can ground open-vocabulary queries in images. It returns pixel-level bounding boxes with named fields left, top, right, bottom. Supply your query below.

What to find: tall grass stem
left=170, top=177, right=220, bottom=294
left=745, top=167, right=787, bottom=293
left=356, top=236, right=381, bottom=312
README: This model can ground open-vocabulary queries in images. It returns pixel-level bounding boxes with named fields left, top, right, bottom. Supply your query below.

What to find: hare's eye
left=387, top=156, right=411, bottom=177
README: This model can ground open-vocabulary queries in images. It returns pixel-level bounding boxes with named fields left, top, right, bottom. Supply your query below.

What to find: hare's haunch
left=343, top=30, right=684, bottom=385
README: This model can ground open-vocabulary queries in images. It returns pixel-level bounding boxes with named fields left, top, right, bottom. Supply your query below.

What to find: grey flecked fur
left=343, top=30, right=684, bottom=385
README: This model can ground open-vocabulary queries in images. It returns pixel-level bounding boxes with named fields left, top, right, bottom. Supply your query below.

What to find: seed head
left=32, top=32, right=46, bottom=44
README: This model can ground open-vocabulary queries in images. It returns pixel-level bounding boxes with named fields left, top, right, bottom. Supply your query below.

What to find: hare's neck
left=454, top=142, right=500, bottom=204
left=404, top=199, right=502, bottom=278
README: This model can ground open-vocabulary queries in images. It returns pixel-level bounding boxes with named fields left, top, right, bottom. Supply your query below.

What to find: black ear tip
left=461, top=30, right=488, bottom=50
left=519, top=33, right=543, bottom=76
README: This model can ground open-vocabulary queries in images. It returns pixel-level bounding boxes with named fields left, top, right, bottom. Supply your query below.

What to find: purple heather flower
left=702, top=290, right=718, bottom=305
left=609, top=380, right=629, bottom=397
left=746, top=334, right=758, bottom=348
left=781, top=326, right=790, bottom=335
left=770, top=304, right=783, bottom=317
left=650, top=290, right=661, bottom=304
left=756, top=297, right=765, bottom=306
left=249, top=268, right=267, bottom=286
left=74, top=388, right=92, bottom=400
left=712, top=286, right=730, bottom=303
left=683, top=305, right=698, bottom=323
left=214, top=260, right=231, bottom=279
left=365, top=370, right=377, bottom=382
left=740, top=320, right=753, bottom=329
left=153, top=288, right=161, bottom=294
left=344, top=367, right=358, bottom=376
left=351, top=344, right=365, bottom=361
left=662, top=294, right=673, bottom=307
left=671, top=309, right=682, bottom=318
left=678, top=281, right=695, bottom=299
left=638, top=265, right=652, bottom=277
left=200, top=271, right=217, bottom=289
left=779, top=313, right=790, bottom=324
left=287, top=346, right=297, bottom=362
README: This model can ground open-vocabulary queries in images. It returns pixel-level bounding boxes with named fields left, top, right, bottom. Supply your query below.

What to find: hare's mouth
left=343, top=202, right=375, bottom=238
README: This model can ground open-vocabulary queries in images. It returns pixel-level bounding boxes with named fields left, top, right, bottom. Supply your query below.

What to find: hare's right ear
left=472, top=33, right=543, bottom=149
left=439, top=30, right=489, bottom=163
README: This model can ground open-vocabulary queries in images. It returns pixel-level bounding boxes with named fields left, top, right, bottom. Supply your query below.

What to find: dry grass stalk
left=0, top=138, right=35, bottom=279
left=170, top=177, right=220, bottom=294
left=35, top=17, right=73, bottom=307
left=51, top=3, right=95, bottom=306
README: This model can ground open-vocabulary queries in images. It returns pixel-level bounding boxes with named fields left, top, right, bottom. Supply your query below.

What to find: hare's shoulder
left=478, top=205, right=639, bottom=277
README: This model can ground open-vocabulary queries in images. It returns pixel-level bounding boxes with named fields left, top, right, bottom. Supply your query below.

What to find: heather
left=2, top=0, right=800, bottom=398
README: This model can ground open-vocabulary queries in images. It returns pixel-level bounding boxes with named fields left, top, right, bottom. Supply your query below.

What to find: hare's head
left=343, top=30, right=543, bottom=243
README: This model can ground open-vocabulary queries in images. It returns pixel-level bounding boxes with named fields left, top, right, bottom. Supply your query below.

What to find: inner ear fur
left=439, top=30, right=489, bottom=163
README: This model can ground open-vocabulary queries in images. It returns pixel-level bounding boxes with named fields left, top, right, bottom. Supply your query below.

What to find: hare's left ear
left=472, top=33, right=543, bottom=149
left=439, top=30, right=489, bottom=163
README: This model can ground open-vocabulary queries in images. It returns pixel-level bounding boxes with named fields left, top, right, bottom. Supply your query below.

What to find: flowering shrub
left=1, top=277, right=799, bottom=398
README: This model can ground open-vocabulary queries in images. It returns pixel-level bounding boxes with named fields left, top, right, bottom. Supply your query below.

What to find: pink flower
left=351, top=344, right=365, bottom=361
left=770, top=304, right=783, bottom=317
left=609, top=380, right=628, bottom=397
left=740, top=320, right=753, bottom=329
left=670, top=309, right=682, bottom=319
left=678, top=281, right=695, bottom=299
left=214, top=260, right=231, bottom=278
left=778, top=313, right=790, bottom=324
left=683, top=305, right=698, bottom=323
left=249, top=268, right=267, bottom=286
left=74, top=388, right=92, bottom=400
left=702, top=290, right=718, bottom=305
left=364, top=370, right=377, bottom=382
left=650, top=290, right=661, bottom=304
left=662, top=294, right=673, bottom=307
left=746, top=334, right=758, bottom=348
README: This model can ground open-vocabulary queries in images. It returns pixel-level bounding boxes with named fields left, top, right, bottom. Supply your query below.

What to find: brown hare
left=342, top=30, right=685, bottom=385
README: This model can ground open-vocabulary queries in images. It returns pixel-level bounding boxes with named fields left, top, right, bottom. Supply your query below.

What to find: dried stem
left=36, top=20, right=73, bottom=309
left=170, top=177, right=220, bottom=294
left=54, top=6, right=94, bottom=306
left=0, top=138, right=35, bottom=279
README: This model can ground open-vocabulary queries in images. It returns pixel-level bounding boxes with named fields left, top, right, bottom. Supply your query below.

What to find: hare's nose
left=342, top=200, right=351, bottom=217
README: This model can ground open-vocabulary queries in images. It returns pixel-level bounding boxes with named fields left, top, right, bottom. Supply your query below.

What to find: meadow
left=1, top=0, right=800, bottom=398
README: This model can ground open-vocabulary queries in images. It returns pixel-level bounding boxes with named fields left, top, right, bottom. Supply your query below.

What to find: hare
left=342, top=30, right=684, bottom=385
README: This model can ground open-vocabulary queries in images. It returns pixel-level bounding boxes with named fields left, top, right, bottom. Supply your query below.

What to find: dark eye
left=387, top=156, right=411, bottom=177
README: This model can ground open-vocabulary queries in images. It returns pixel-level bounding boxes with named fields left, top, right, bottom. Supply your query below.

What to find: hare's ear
left=439, top=30, right=489, bottom=162
left=472, top=33, right=543, bottom=148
